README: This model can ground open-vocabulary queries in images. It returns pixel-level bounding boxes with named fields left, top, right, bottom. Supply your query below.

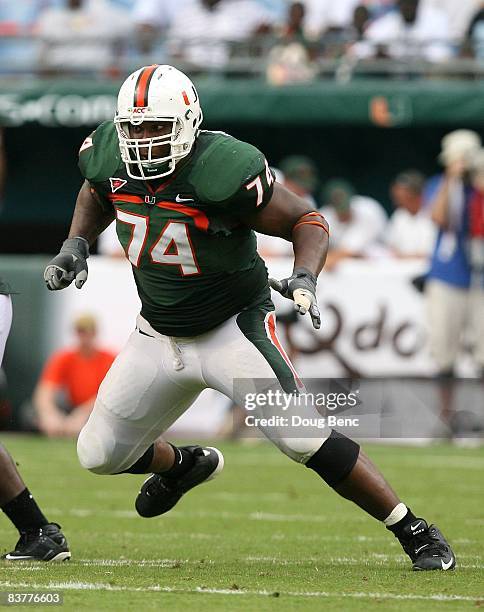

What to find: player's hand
left=44, top=237, right=89, bottom=291
left=269, top=267, right=321, bottom=330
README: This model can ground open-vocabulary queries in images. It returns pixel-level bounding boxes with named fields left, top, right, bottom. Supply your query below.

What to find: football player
left=0, top=277, right=70, bottom=561
left=44, top=65, right=454, bottom=571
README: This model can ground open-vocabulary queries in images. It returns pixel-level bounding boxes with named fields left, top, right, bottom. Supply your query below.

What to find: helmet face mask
left=114, top=65, right=203, bottom=180
left=115, top=116, right=185, bottom=179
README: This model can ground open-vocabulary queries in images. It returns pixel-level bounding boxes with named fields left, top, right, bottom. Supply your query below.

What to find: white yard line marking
left=2, top=556, right=481, bottom=570
left=0, top=581, right=479, bottom=602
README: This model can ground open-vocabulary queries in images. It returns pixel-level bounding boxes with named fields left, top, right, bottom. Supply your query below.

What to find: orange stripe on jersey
left=108, top=193, right=144, bottom=205
left=134, top=65, right=158, bottom=107
left=266, top=313, right=304, bottom=389
left=156, top=201, right=209, bottom=231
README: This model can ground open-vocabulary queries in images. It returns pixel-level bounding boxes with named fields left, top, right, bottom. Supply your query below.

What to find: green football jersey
left=79, top=122, right=276, bottom=336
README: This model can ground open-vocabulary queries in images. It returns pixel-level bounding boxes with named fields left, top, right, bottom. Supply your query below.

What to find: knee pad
left=77, top=426, right=117, bottom=475
left=305, top=429, right=360, bottom=487
left=276, top=436, right=326, bottom=463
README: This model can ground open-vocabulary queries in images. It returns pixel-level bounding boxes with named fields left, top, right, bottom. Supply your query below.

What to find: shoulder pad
left=78, top=121, right=123, bottom=182
left=190, top=132, right=266, bottom=204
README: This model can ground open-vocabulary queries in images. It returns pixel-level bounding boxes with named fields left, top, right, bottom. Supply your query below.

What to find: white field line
left=2, top=555, right=481, bottom=570
left=0, top=581, right=480, bottom=602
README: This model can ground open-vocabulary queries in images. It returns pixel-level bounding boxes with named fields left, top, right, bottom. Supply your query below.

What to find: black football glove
left=269, top=267, right=321, bottom=330
left=44, top=237, right=89, bottom=291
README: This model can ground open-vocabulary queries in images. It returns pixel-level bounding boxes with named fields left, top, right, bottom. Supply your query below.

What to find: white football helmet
left=114, top=65, right=203, bottom=180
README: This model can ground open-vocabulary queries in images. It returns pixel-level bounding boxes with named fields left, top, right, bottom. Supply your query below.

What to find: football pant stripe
left=236, top=303, right=300, bottom=394
left=265, top=312, right=304, bottom=390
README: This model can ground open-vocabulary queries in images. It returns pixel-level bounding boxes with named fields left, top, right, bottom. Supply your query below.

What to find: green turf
left=0, top=434, right=482, bottom=611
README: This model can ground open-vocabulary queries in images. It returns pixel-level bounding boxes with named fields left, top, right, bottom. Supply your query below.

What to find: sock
left=159, top=445, right=195, bottom=479
left=1, top=488, right=49, bottom=532
left=384, top=503, right=417, bottom=539
left=120, top=445, right=155, bottom=474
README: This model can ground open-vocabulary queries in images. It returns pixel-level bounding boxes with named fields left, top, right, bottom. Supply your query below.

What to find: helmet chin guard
left=114, top=65, right=203, bottom=180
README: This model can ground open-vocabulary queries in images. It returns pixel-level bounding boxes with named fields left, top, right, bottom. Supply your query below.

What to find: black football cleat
left=397, top=519, right=455, bottom=571
left=135, top=446, right=224, bottom=518
left=2, top=523, right=71, bottom=562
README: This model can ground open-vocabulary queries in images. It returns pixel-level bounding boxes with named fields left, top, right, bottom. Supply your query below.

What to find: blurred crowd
left=2, top=0, right=484, bottom=77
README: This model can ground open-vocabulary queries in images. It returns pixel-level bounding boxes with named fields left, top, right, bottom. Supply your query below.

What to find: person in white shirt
left=298, top=0, right=362, bottom=39
left=352, top=0, right=452, bottom=62
left=167, top=0, right=270, bottom=69
left=386, top=170, right=436, bottom=258
left=36, top=0, right=132, bottom=74
left=132, top=0, right=195, bottom=56
left=319, top=179, right=387, bottom=270
left=425, top=0, right=480, bottom=42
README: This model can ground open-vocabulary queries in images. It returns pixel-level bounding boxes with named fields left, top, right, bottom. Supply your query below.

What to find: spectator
left=167, top=0, right=271, bottom=69
left=0, top=0, right=45, bottom=74
left=352, top=4, right=371, bottom=40
left=469, top=149, right=484, bottom=283
left=266, top=3, right=316, bottom=84
left=278, top=2, right=306, bottom=43
left=33, top=314, right=115, bottom=438
left=132, top=0, right=194, bottom=57
left=299, top=0, right=362, bottom=39
left=279, top=155, right=318, bottom=205
left=425, top=129, right=484, bottom=380
left=36, top=0, right=131, bottom=76
left=466, top=2, right=484, bottom=59
left=352, top=0, right=452, bottom=62
left=385, top=170, right=436, bottom=258
left=427, top=0, right=480, bottom=42
left=319, top=178, right=387, bottom=270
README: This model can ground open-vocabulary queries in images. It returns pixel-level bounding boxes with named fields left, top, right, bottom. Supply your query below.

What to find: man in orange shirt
left=33, top=314, right=115, bottom=438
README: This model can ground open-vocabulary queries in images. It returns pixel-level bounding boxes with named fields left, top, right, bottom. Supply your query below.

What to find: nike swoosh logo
left=415, top=544, right=429, bottom=554
left=4, top=554, right=34, bottom=560
left=410, top=521, right=423, bottom=531
left=176, top=195, right=195, bottom=203
left=441, top=557, right=454, bottom=570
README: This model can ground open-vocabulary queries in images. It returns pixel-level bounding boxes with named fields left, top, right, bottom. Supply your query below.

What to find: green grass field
left=0, top=434, right=482, bottom=611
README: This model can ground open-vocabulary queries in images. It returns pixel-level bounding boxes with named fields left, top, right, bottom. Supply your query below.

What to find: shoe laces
left=406, top=526, right=449, bottom=557
left=146, top=475, right=174, bottom=496
left=15, top=523, right=62, bottom=550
